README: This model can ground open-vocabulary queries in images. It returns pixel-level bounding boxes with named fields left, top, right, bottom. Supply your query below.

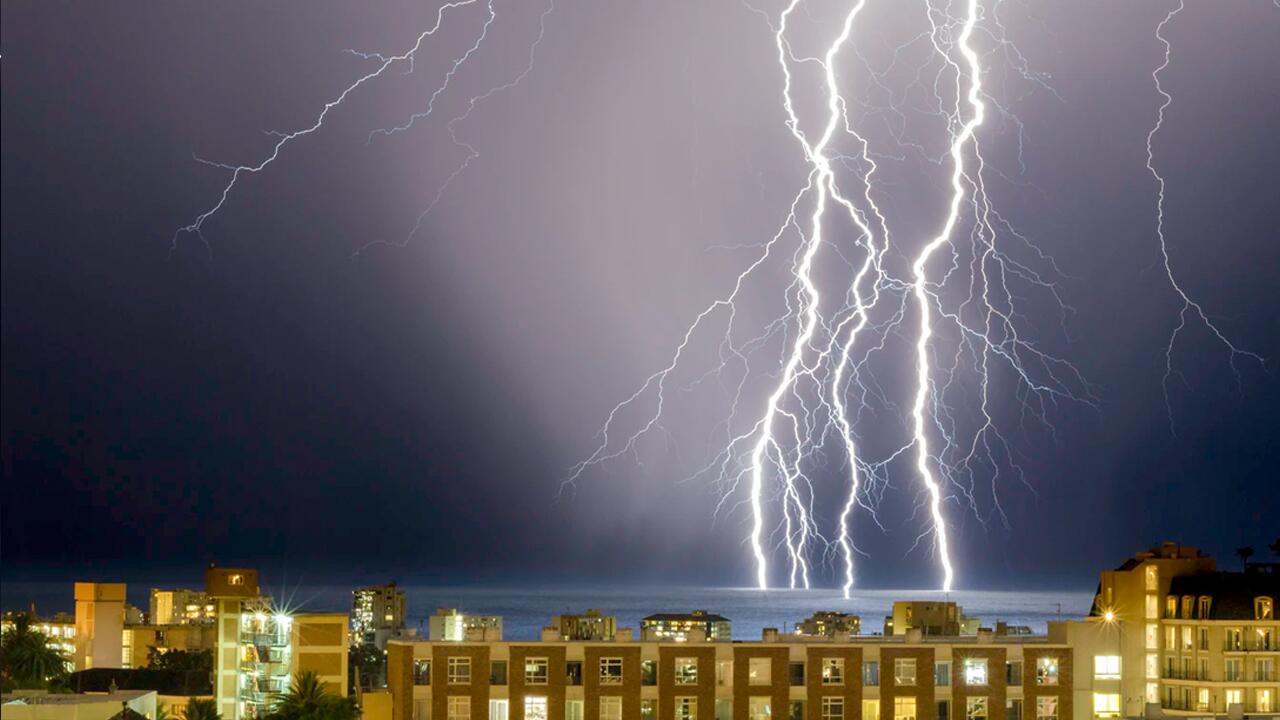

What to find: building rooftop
left=1166, top=569, right=1280, bottom=619
left=68, top=667, right=213, bottom=696
left=2, top=690, right=153, bottom=706
left=642, top=611, right=730, bottom=623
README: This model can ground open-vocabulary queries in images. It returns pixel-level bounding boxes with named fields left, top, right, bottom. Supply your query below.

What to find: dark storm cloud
left=2, top=1, right=1276, bottom=591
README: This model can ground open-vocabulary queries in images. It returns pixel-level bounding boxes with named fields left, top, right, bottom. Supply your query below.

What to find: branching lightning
left=1146, top=0, right=1263, bottom=433
left=167, top=0, right=1264, bottom=594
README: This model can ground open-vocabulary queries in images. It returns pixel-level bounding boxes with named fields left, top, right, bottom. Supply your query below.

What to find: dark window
left=790, top=663, right=805, bottom=686
left=937, top=701, right=950, bottom=720
left=790, top=701, right=805, bottom=720
left=566, top=661, right=583, bottom=686
left=863, top=661, right=879, bottom=687
left=491, top=660, right=508, bottom=685
left=1006, top=700, right=1022, bottom=720
left=1006, top=662, right=1022, bottom=686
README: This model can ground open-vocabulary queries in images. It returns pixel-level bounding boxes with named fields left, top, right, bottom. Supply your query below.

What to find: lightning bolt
left=1147, top=0, right=1263, bottom=433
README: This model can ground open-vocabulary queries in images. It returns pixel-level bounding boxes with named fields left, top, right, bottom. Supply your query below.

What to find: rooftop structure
left=640, top=610, right=731, bottom=642
left=549, top=609, right=618, bottom=642
left=795, top=611, right=861, bottom=638
left=428, top=608, right=503, bottom=642
left=352, top=583, right=409, bottom=648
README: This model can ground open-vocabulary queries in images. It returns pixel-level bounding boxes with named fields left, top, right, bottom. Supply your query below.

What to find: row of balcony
left=1161, top=700, right=1274, bottom=714
left=1161, top=669, right=1276, bottom=682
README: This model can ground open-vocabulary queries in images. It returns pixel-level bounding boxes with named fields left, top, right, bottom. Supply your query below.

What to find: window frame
left=676, top=657, right=699, bottom=686
left=448, top=657, right=472, bottom=685
left=823, top=658, right=845, bottom=686
left=525, top=657, right=549, bottom=685
left=600, top=657, right=624, bottom=685
left=821, top=697, right=845, bottom=720
left=894, top=658, right=917, bottom=687
left=962, top=658, right=988, bottom=686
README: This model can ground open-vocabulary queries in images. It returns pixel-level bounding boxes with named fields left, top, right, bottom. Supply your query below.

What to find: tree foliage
left=0, top=613, right=69, bottom=690
left=271, top=670, right=360, bottom=720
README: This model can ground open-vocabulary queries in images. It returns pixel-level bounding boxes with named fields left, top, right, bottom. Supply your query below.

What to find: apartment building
left=551, top=611, right=619, bottom=642
left=75, top=582, right=127, bottom=670
left=385, top=627, right=1073, bottom=720
left=206, top=566, right=350, bottom=719
left=430, top=609, right=505, bottom=642
left=354, top=583, right=410, bottom=649
left=640, top=612, right=732, bottom=643
left=122, top=622, right=216, bottom=668
left=795, top=613, right=861, bottom=638
left=1, top=611, right=77, bottom=672
left=1064, top=543, right=1278, bottom=718
left=150, top=589, right=217, bottom=626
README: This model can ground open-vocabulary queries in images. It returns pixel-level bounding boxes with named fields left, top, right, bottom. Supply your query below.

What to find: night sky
left=2, top=1, right=1277, bottom=595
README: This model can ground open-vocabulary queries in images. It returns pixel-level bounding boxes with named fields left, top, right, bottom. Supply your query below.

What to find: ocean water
left=0, top=582, right=1093, bottom=640
left=281, top=586, right=1094, bottom=640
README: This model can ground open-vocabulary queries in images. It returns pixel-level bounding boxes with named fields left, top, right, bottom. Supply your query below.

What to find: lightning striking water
left=167, top=1, right=1263, bottom=594
left=569, top=0, right=1096, bottom=594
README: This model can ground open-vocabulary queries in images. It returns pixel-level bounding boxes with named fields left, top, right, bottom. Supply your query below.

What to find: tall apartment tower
left=206, top=566, right=266, bottom=719
left=73, top=582, right=126, bottom=670
left=352, top=583, right=408, bottom=648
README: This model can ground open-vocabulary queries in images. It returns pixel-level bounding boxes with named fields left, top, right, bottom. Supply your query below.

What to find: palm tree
left=156, top=703, right=172, bottom=720
left=183, top=698, right=222, bottom=720
left=272, top=670, right=360, bottom=720
left=1236, top=546, right=1255, bottom=570
left=0, top=613, right=70, bottom=689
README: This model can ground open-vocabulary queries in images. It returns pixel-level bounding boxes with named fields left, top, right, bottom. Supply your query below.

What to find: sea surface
left=1, top=583, right=1093, bottom=640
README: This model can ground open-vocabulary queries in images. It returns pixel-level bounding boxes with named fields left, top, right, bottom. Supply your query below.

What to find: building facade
left=353, top=583, right=409, bottom=648
left=385, top=629, right=1073, bottom=720
left=1062, top=543, right=1278, bottom=719
left=430, top=609, right=505, bottom=642
left=640, top=613, right=732, bottom=643
left=150, top=589, right=217, bottom=626
left=1, top=612, right=77, bottom=672
left=75, top=582, right=127, bottom=670
left=552, top=611, right=619, bottom=642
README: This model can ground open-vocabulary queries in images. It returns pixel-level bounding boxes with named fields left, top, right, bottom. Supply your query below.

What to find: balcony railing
left=1160, top=669, right=1208, bottom=681
left=1162, top=701, right=1274, bottom=714
left=1224, top=639, right=1276, bottom=652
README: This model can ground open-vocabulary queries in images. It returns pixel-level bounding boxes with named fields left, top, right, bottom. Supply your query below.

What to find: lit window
left=1257, top=689, right=1272, bottom=713
left=1144, top=595, right=1157, bottom=620
left=1197, top=688, right=1210, bottom=712
left=600, top=658, right=623, bottom=685
left=1144, top=654, right=1157, bottom=680
left=491, top=700, right=509, bottom=720
left=1144, top=566, right=1157, bottom=591
left=1181, top=596, right=1193, bottom=619
left=894, top=697, right=916, bottom=720
left=229, top=574, right=244, bottom=586
left=1145, top=683, right=1158, bottom=704
left=1092, top=694, right=1120, bottom=718
left=1225, top=689, right=1243, bottom=708
left=1094, top=656, right=1120, bottom=680
left=1144, top=624, right=1157, bottom=650
left=749, top=698, right=771, bottom=720
left=1226, top=627, right=1243, bottom=651
left=675, top=698, right=697, bottom=720
left=448, top=657, right=472, bottom=685
left=895, top=658, right=917, bottom=686
left=601, top=697, right=623, bottom=720
left=641, top=700, right=656, bottom=720
left=862, top=701, right=880, bottom=720
left=749, top=658, right=771, bottom=685
left=1181, top=626, right=1192, bottom=650
left=1165, top=596, right=1176, bottom=618
left=822, top=698, right=844, bottom=720
left=1257, top=597, right=1275, bottom=620
left=525, top=657, right=549, bottom=685
left=962, top=658, right=988, bottom=686
left=1164, top=626, right=1176, bottom=650
left=414, top=659, right=432, bottom=685
left=1035, top=697, right=1057, bottom=720
left=567, top=701, right=584, bottom=720
left=1198, top=597, right=1211, bottom=618
left=525, top=697, right=547, bottom=720
left=449, top=697, right=472, bottom=720
left=823, top=658, right=844, bottom=685
left=1035, top=657, right=1058, bottom=686
left=965, top=697, right=987, bottom=720
left=676, top=658, right=698, bottom=685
